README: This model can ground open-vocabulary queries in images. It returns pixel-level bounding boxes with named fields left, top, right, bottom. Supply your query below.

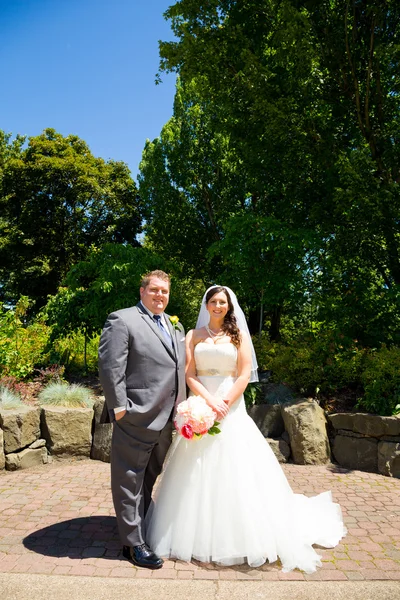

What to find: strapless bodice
left=194, top=342, right=237, bottom=376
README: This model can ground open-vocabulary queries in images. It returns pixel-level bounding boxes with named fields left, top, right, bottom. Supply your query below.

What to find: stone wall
left=250, top=401, right=400, bottom=478
left=328, top=412, right=400, bottom=477
left=0, top=403, right=94, bottom=471
left=1, top=395, right=399, bottom=478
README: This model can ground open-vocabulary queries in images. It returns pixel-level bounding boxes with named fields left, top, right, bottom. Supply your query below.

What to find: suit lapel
left=136, top=304, right=177, bottom=362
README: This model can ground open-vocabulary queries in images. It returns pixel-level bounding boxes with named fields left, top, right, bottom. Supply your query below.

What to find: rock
left=328, top=413, right=400, bottom=438
left=91, top=397, right=112, bottom=463
left=282, top=399, right=331, bottom=465
left=0, top=406, right=41, bottom=454
left=328, top=413, right=358, bottom=432
left=5, top=446, right=48, bottom=471
left=262, top=383, right=294, bottom=405
left=281, top=430, right=290, bottom=444
left=258, top=371, right=272, bottom=383
left=333, top=435, right=378, bottom=472
left=378, top=441, right=400, bottom=478
left=248, top=404, right=284, bottom=438
left=0, top=429, right=4, bottom=470
left=41, top=406, right=93, bottom=457
left=337, top=429, right=368, bottom=439
left=29, top=438, right=46, bottom=449
left=355, top=414, right=400, bottom=437
left=266, top=438, right=291, bottom=463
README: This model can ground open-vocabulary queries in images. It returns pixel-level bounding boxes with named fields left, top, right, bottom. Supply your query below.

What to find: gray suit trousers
left=111, top=416, right=172, bottom=546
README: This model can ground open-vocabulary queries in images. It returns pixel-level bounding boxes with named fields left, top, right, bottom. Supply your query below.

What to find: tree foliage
left=45, top=243, right=204, bottom=341
left=0, top=128, right=142, bottom=310
left=138, top=0, right=400, bottom=343
left=139, top=78, right=248, bottom=280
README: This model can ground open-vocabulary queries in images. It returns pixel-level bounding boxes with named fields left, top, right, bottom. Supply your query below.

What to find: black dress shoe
left=122, top=544, right=163, bottom=569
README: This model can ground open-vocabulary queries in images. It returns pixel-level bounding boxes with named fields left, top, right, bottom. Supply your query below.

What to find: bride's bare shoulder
left=186, top=327, right=207, bottom=343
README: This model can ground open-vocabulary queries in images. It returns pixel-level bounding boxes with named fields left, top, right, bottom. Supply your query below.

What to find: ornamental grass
left=0, top=385, right=24, bottom=409
left=38, top=382, right=94, bottom=408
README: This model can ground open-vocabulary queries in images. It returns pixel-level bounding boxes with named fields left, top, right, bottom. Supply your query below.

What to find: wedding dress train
left=145, top=342, right=346, bottom=573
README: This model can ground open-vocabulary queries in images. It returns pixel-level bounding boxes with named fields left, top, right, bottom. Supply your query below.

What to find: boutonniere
left=169, top=315, right=180, bottom=330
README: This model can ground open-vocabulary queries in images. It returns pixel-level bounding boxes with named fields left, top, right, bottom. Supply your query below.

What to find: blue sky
left=0, top=0, right=177, bottom=179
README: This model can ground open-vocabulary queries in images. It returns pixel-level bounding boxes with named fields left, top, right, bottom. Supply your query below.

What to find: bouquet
left=174, top=396, right=221, bottom=440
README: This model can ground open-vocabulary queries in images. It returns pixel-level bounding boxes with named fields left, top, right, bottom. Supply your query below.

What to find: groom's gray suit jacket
left=98, top=302, right=186, bottom=429
left=98, top=302, right=186, bottom=547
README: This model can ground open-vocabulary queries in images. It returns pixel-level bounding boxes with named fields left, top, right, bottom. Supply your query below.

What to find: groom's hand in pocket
left=115, top=409, right=127, bottom=421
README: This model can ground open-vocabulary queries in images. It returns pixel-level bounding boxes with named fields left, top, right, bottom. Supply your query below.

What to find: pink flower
left=181, top=424, right=193, bottom=439
left=175, top=396, right=220, bottom=440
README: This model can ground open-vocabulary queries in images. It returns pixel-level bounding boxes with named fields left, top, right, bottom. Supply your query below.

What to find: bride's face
left=206, top=291, right=229, bottom=320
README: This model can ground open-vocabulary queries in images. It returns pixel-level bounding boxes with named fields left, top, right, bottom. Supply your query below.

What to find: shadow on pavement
left=23, top=516, right=121, bottom=560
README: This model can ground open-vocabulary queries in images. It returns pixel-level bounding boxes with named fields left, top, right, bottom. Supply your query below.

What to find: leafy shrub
left=0, top=302, right=50, bottom=379
left=254, top=331, right=400, bottom=415
left=253, top=330, right=366, bottom=398
left=0, top=385, right=24, bottom=408
left=253, top=332, right=325, bottom=395
left=252, top=332, right=278, bottom=372
left=38, top=382, right=94, bottom=408
left=34, top=364, right=66, bottom=386
left=357, top=346, right=400, bottom=416
left=243, top=382, right=263, bottom=409
left=49, top=332, right=100, bottom=374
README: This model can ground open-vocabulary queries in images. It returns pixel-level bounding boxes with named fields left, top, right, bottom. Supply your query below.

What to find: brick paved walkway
left=0, top=459, right=399, bottom=582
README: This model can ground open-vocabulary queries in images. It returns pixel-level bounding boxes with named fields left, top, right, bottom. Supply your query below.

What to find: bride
left=145, top=286, right=346, bottom=573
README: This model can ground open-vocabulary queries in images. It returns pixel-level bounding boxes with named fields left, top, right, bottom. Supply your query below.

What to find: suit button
left=170, top=390, right=176, bottom=396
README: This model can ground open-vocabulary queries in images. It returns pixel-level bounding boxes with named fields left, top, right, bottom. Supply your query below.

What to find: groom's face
left=140, top=277, right=170, bottom=315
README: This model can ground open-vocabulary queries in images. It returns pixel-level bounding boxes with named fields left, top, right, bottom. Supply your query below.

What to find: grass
left=38, top=382, right=94, bottom=408
left=0, top=385, right=24, bottom=409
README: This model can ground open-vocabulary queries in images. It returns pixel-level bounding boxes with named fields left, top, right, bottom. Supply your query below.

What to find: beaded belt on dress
left=197, top=369, right=237, bottom=377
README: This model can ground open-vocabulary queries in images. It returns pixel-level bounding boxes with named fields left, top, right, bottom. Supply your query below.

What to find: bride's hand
left=208, top=398, right=229, bottom=420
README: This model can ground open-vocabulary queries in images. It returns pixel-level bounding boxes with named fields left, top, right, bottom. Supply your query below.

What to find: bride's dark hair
left=205, top=286, right=241, bottom=348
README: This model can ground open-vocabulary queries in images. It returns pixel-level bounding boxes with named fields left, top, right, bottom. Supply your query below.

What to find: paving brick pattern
left=0, top=459, right=399, bottom=581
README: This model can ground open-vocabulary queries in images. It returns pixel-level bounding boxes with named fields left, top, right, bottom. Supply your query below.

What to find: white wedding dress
left=145, top=342, right=346, bottom=573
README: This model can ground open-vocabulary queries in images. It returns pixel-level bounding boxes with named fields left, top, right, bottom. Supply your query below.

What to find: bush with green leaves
left=357, top=346, right=400, bottom=416
left=243, top=382, right=263, bottom=409
left=253, top=329, right=367, bottom=396
left=38, top=382, right=94, bottom=408
left=49, top=332, right=100, bottom=374
left=254, top=330, right=400, bottom=415
left=253, top=332, right=325, bottom=396
left=0, top=385, right=24, bottom=409
left=0, top=298, right=50, bottom=379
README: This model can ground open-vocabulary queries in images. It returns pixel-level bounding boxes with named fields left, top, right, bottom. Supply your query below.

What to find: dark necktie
left=153, top=314, right=172, bottom=347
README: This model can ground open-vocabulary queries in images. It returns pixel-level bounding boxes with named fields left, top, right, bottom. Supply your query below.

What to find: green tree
left=139, top=78, right=247, bottom=281
left=295, top=0, right=400, bottom=343
left=140, top=2, right=328, bottom=335
left=0, top=129, right=142, bottom=310
left=45, top=244, right=204, bottom=369
left=212, top=214, right=318, bottom=340
left=153, top=0, right=400, bottom=344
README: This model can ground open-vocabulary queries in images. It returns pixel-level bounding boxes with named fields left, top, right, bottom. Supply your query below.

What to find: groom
left=98, top=270, right=186, bottom=569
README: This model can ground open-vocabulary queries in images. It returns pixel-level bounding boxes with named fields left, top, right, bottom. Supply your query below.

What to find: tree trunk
left=84, top=328, right=88, bottom=373
left=269, top=306, right=282, bottom=342
left=247, top=309, right=260, bottom=336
